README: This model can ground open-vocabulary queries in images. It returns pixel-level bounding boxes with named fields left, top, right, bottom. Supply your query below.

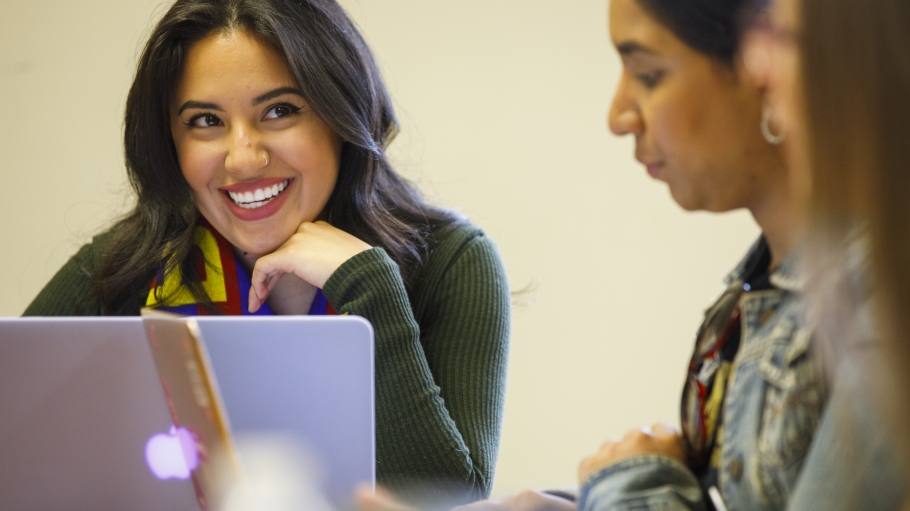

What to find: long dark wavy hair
left=96, top=0, right=459, bottom=314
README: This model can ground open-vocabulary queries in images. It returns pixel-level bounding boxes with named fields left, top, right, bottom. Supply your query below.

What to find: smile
left=225, top=179, right=291, bottom=210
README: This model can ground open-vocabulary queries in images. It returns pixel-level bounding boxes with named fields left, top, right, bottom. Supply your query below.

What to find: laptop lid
left=0, top=316, right=375, bottom=511
left=0, top=317, right=198, bottom=511
left=194, top=316, right=375, bottom=507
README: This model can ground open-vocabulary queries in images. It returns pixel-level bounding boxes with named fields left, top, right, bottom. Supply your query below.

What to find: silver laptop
left=0, top=316, right=375, bottom=511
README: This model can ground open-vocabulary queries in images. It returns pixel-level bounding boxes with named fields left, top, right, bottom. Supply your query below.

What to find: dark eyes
left=186, top=114, right=223, bottom=128
left=635, top=70, right=665, bottom=89
left=263, top=103, right=302, bottom=119
left=183, top=102, right=303, bottom=129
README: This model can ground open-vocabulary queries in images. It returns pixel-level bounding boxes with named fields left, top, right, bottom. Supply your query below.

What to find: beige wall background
left=0, top=0, right=759, bottom=497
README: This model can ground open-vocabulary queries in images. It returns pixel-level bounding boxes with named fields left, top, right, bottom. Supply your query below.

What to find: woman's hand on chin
left=248, top=221, right=372, bottom=313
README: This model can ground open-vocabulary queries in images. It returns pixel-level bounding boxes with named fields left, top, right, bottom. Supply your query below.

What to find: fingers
left=451, top=490, right=575, bottom=511
left=249, top=268, right=267, bottom=313
left=578, top=422, right=682, bottom=485
left=248, top=255, right=285, bottom=313
left=622, top=427, right=648, bottom=440
left=650, top=422, right=679, bottom=437
left=650, top=422, right=685, bottom=463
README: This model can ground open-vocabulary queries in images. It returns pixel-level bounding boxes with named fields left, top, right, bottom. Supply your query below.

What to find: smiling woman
left=23, top=0, right=510, bottom=504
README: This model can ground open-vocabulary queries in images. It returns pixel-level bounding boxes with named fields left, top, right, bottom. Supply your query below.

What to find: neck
left=748, top=174, right=806, bottom=271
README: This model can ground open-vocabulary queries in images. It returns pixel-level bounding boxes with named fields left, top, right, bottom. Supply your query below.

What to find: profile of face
left=609, top=0, right=782, bottom=213
left=171, top=30, right=342, bottom=257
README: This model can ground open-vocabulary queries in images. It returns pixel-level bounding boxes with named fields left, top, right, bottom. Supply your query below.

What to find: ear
left=739, top=44, right=770, bottom=93
left=738, top=11, right=773, bottom=93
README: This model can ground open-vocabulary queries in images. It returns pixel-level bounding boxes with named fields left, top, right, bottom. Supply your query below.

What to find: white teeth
left=226, top=179, right=291, bottom=210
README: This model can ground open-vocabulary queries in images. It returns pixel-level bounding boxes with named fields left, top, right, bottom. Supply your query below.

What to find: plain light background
left=0, top=0, right=759, bottom=496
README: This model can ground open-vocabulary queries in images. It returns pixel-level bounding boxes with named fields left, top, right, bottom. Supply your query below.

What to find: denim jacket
left=579, top=238, right=828, bottom=511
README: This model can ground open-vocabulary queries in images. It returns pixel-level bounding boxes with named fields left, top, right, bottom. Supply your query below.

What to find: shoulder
left=410, top=219, right=508, bottom=314
left=85, top=227, right=121, bottom=256
left=424, top=219, right=503, bottom=276
left=71, top=225, right=128, bottom=275
left=51, top=226, right=123, bottom=283
left=23, top=226, right=124, bottom=316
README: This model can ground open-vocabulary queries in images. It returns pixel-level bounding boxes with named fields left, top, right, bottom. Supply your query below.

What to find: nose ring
left=261, top=152, right=270, bottom=168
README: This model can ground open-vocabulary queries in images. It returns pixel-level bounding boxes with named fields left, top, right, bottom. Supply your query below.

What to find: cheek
left=649, top=98, right=706, bottom=170
left=273, top=129, right=341, bottom=202
left=175, top=140, right=222, bottom=193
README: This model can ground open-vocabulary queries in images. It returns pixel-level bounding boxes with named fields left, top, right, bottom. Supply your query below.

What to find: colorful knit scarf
left=145, top=221, right=337, bottom=317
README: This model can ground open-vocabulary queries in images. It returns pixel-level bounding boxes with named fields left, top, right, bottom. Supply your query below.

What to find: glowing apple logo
left=145, top=425, right=199, bottom=480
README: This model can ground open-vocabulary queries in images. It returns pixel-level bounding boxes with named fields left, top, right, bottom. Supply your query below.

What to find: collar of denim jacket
left=724, top=235, right=806, bottom=292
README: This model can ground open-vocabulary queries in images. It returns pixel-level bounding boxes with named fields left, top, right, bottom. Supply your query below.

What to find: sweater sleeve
left=23, top=242, right=105, bottom=316
left=322, top=232, right=510, bottom=505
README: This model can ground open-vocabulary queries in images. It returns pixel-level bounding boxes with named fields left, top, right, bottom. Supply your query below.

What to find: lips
left=219, top=177, right=294, bottom=222
left=635, top=149, right=663, bottom=179
left=635, top=152, right=663, bottom=179
left=645, top=163, right=663, bottom=179
left=222, top=178, right=291, bottom=209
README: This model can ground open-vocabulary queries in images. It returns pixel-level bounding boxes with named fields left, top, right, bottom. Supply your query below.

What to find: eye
left=636, top=70, right=665, bottom=89
left=263, top=103, right=303, bottom=120
left=185, top=113, right=223, bottom=128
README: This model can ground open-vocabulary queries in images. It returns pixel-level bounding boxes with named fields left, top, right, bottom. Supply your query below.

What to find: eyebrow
left=176, top=87, right=305, bottom=115
left=176, top=100, right=222, bottom=115
left=252, top=86, right=304, bottom=106
left=615, top=41, right=658, bottom=56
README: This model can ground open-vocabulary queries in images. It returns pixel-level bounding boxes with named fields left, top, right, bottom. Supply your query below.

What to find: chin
left=238, top=238, right=287, bottom=258
left=202, top=209, right=301, bottom=257
left=667, top=187, right=702, bottom=212
left=219, top=226, right=289, bottom=258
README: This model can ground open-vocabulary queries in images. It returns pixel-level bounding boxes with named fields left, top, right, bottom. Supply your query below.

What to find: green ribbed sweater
left=24, top=222, right=510, bottom=504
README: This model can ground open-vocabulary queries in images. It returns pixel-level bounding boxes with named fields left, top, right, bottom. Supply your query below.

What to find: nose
left=224, top=124, right=269, bottom=175
left=608, top=77, right=643, bottom=137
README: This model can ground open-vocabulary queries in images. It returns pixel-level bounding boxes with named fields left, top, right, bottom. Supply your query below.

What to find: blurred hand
left=249, top=221, right=371, bottom=312
left=451, top=491, right=576, bottom=511
left=354, top=486, right=575, bottom=511
left=578, top=423, right=685, bottom=485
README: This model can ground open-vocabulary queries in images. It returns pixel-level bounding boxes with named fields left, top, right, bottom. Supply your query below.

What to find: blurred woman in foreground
left=750, top=0, right=910, bottom=509
left=744, top=0, right=910, bottom=506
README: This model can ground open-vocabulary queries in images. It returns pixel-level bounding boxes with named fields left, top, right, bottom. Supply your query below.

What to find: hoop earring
left=761, top=105, right=785, bottom=145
